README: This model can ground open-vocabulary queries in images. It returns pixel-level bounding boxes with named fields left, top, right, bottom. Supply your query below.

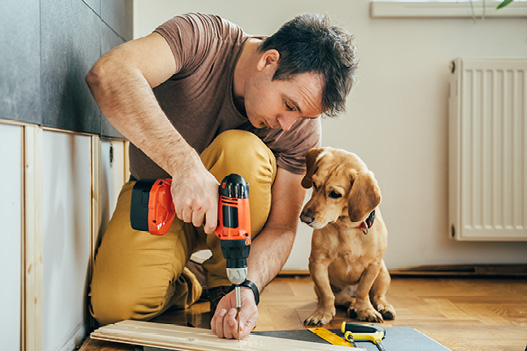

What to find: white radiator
left=449, top=58, right=527, bottom=241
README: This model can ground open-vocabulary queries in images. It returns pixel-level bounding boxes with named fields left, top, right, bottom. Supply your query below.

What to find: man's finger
left=181, top=207, right=192, bottom=223
left=224, top=308, right=237, bottom=339
left=192, top=208, right=205, bottom=228
left=203, top=207, right=217, bottom=234
left=213, top=308, right=227, bottom=338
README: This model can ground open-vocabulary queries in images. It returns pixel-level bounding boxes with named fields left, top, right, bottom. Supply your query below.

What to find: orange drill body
left=216, top=177, right=251, bottom=242
left=130, top=174, right=251, bottom=284
left=215, top=174, right=251, bottom=285
left=130, top=178, right=174, bottom=236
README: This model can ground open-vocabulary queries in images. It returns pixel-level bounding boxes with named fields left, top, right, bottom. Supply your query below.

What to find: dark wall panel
left=41, top=0, right=101, bottom=133
left=82, top=0, right=100, bottom=15
left=0, top=0, right=131, bottom=138
left=0, top=0, right=41, bottom=123
left=102, top=0, right=133, bottom=41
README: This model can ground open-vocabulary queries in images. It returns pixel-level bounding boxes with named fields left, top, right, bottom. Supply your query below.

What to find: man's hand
left=210, top=288, right=258, bottom=339
left=171, top=163, right=219, bottom=235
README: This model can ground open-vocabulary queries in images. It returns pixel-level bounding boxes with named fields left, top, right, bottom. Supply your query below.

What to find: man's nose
left=277, top=113, right=299, bottom=131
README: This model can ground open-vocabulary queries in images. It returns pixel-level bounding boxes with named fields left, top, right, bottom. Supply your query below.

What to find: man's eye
left=329, top=190, right=342, bottom=199
left=285, top=101, right=296, bottom=111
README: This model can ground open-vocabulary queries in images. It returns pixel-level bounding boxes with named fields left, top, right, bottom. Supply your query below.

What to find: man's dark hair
left=260, top=14, right=357, bottom=117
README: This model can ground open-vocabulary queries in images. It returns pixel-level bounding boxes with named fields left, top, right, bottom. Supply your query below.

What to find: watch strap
left=234, top=279, right=260, bottom=305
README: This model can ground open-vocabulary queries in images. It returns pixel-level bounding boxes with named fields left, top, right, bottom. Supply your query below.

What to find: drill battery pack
left=130, top=178, right=174, bottom=235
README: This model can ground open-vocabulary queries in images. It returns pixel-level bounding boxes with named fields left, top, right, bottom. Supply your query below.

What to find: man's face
left=244, top=59, right=324, bottom=131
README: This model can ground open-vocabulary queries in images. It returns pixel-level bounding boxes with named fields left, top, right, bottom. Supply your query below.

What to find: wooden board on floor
left=90, top=320, right=364, bottom=351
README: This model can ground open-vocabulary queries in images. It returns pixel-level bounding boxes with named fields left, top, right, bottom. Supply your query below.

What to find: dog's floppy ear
left=347, top=170, right=381, bottom=222
left=301, top=148, right=325, bottom=188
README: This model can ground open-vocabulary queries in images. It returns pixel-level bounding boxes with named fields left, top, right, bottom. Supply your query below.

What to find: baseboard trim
left=389, top=264, right=527, bottom=277
left=280, top=265, right=527, bottom=277
left=278, top=270, right=310, bottom=276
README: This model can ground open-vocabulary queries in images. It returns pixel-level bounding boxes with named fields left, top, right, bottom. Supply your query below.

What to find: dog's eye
left=329, top=190, right=342, bottom=199
left=313, top=183, right=318, bottom=190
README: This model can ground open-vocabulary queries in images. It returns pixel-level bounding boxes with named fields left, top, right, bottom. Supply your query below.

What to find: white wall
left=0, top=124, right=22, bottom=351
left=133, top=0, right=527, bottom=269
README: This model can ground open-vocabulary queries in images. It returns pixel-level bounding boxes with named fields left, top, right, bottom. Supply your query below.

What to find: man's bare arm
left=246, top=168, right=306, bottom=289
left=86, top=33, right=218, bottom=233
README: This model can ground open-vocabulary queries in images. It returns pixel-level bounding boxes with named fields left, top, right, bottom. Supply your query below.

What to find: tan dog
left=300, top=147, right=396, bottom=325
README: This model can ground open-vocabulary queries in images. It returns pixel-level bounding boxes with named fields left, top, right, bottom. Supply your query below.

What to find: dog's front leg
left=351, top=263, right=384, bottom=323
left=304, top=256, right=336, bottom=325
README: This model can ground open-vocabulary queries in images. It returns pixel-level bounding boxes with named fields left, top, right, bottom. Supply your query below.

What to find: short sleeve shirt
left=129, top=13, right=321, bottom=179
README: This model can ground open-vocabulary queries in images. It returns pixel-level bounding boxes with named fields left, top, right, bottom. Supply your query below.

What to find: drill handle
left=215, top=174, right=251, bottom=241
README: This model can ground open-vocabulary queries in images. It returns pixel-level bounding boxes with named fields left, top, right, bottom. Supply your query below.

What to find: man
left=86, top=12, right=356, bottom=339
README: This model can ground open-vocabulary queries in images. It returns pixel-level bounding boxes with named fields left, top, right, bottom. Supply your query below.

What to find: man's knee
left=89, top=266, right=202, bottom=325
left=90, top=286, right=167, bottom=325
left=202, top=129, right=276, bottom=236
left=207, top=130, right=276, bottom=174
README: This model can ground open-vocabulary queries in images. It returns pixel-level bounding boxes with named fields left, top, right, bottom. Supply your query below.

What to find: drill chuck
left=226, top=267, right=248, bottom=285
left=221, top=238, right=250, bottom=284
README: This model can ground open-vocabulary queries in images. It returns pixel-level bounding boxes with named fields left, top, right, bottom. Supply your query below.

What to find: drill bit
left=235, top=284, right=241, bottom=341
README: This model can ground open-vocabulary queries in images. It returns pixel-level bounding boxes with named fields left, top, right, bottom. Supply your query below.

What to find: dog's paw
left=303, top=307, right=336, bottom=326
left=372, top=298, right=396, bottom=320
left=349, top=306, right=384, bottom=323
left=377, top=303, right=396, bottom=320
left=347, top=307, right=358, bottom=319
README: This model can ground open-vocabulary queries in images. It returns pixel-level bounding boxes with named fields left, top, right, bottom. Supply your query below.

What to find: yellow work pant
left=89, top=130, right=277, bottom=325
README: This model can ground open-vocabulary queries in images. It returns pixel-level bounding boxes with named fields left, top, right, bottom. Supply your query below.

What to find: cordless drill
left=129, top=174, right=251, bottom=337
left=214, top=174, right=251, bottom=340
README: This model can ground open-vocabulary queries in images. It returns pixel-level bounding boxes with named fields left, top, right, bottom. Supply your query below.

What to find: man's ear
left=256, top=49, right=280, bottom=71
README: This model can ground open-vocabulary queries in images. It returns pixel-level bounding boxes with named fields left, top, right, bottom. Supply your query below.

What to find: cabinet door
left=99, top=139, right=127, bottom=236
left=42, top=131, right=91, bottom=351
left=0, top=124, right=23, bottom=351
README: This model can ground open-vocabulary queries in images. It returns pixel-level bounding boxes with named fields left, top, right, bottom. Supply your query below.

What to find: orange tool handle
left=216, top=196, right=251, bottom=241
left=215, top=174, right=251, bottom=243
left=148, top=178, right=175, bottom=235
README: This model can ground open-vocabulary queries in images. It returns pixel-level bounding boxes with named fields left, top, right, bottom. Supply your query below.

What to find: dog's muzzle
left=300, top=211, right=315, bottom=225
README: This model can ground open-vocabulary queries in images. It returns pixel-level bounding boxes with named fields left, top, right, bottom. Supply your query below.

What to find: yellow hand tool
left=342, top=322, right=386, bottom=351
left=307, top=327, right=355, bottom=347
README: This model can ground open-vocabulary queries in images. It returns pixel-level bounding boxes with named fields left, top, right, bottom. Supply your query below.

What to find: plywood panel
left=0, top=123, right=23, bottom=351
left=91, top=320, right=361, bottom=351
left=99, top=139, right=127, bottom=237
left=24, top=124, right=43, bottom=351
left=42, top=130, right=91, bottom=351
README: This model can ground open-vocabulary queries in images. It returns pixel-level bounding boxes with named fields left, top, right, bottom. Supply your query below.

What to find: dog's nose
left=300, top=212, right=314, bottom=224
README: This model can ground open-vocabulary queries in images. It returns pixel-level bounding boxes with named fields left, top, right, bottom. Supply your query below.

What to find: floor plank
left=90, top=320, right=358, bottom=351
left=79, top=276, right=527, bottom=351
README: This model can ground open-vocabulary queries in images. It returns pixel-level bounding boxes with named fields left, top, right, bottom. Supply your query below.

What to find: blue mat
left=142, top=326, right=450, bottom=351
left=252, top=327, right=451, bottom=351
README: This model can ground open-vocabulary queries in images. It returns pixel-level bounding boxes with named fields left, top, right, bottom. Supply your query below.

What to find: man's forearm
left=246, top=226, right=296, bottom=292
left=86, top=62, right=200, bottom=177
left=244, top=169, right=306, bottom=293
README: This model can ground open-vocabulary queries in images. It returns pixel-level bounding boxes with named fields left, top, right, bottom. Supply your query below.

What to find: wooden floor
left=80, top=275, right=527, bottom=351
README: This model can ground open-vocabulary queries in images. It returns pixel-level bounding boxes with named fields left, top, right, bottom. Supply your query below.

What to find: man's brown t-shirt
left=129, top=13, right=321, bottom=179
